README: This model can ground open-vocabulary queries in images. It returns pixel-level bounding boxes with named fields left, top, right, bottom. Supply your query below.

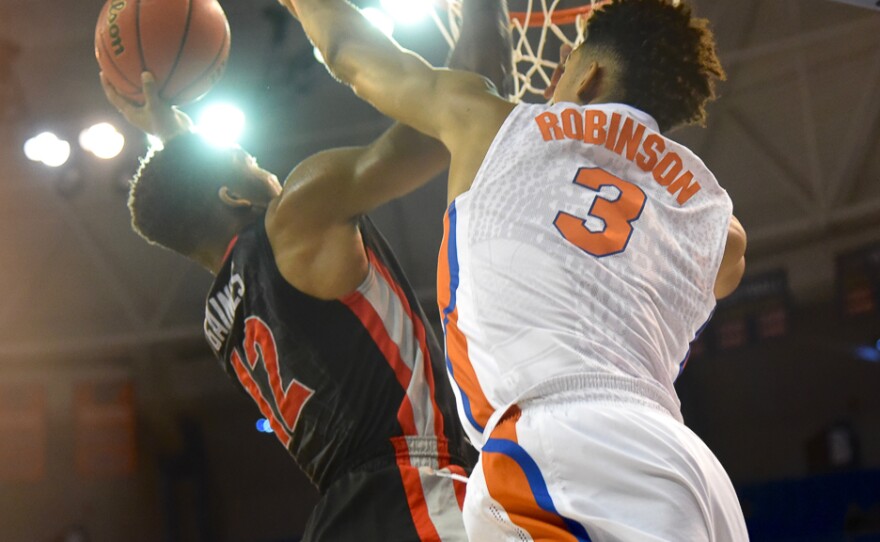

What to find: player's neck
left=190, top=249, right=223, bottom=276
left=190, top=233, right=237, bottom=275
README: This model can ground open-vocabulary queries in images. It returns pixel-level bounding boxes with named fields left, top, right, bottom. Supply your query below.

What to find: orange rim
left=509, top=5, right=601, bottom=27
left=432, top=1, right=609, bottom=29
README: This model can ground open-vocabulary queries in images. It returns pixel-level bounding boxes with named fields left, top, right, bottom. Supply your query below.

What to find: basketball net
left=431, top=0, right=603, bottom=102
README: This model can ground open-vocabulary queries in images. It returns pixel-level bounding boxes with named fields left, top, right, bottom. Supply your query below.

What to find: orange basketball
left=95, top=0, right=231, bottom=106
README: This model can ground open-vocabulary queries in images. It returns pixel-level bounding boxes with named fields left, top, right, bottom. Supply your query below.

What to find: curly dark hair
left=582, top=0, right=725, bottom=132
left=128, top=132, right=246, bottom=255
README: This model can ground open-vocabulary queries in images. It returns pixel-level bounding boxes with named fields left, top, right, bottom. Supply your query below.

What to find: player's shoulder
left=438, top=69, right=514, bottom=118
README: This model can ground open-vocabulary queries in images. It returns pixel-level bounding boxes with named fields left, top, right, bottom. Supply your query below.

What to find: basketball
left=94, top=0, right=231, bottom=106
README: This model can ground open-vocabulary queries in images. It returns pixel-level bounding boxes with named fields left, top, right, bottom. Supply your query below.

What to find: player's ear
left=218, top=186, right=254, bottom=209
left=575, top=61, right=602, bottom=104
left=219, top=186, right=269, bottom=214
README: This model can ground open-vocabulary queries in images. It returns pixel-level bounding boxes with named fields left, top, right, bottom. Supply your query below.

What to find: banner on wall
left=836, top=242, right=880, bottom=317
left=0, top=381, right=47, bottom=482
left=693, top=270, right=791, bottom=354
left=74, top=380, right=136, bottom=478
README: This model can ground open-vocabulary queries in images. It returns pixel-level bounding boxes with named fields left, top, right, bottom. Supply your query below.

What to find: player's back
left=438, top=102, right=732, bottom=446
left=206, top=217, right=471, bottom=540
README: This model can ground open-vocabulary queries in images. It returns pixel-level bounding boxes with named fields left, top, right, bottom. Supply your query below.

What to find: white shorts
left=462, top=394, right=749, bottom=541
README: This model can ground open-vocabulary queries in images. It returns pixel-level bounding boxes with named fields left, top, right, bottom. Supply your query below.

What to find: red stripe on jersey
left=393, top=438, right=443, bottom=542
left=447, top=464, right=468, bottom=510
left=342, top=290, right=419, bottom=436
left=366, top=248, right=446, bottom=441
left=222, top=235, right=238, bottom=264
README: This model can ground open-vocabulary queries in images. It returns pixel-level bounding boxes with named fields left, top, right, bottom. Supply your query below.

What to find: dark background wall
left=1, top=0, right=880, bottom=540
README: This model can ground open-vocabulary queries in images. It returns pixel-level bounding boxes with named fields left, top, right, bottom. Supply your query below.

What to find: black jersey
left=203, top=216, right=472, bottom=493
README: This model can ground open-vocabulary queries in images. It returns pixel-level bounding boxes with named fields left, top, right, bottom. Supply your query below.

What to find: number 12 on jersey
left=554, top=167, right=647, bottom=257
left=229, top=317, right=314, bottom=448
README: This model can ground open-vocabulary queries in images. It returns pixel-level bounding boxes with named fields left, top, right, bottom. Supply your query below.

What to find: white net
left=432, top=0, right=601, bottom=102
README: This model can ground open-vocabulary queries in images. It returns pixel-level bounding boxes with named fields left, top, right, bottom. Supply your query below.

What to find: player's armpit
left=267, top=212, right=369, bottom=300
left=263, top=140, right=438, bottom=299
left=714, top=215, right=747, bottom=300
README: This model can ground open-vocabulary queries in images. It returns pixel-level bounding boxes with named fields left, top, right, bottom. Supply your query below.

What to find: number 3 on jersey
left=554, top=167, right=647, bottom=257
left=229, top=317, right=314, bottom=447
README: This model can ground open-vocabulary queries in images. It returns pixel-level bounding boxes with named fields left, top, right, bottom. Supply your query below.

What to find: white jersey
left=437, top=102, right=732, bottom=447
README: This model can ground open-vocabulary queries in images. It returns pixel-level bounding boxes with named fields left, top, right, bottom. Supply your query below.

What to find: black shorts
left=302, top=458, right=469, bottom=541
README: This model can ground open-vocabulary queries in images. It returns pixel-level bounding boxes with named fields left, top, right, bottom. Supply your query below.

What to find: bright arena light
left=196, top=103, right=246, bottom=147
left=362, top=7, right=395, bottom=37
left=380, top=0, right=434, bottom=24
left=41, top=139, right=71, bottom=168
left=23, top=131, right=71, bottom=168
left=24, top=132, right=54, bottom=162
left=79, top=122, right=125, bottom=159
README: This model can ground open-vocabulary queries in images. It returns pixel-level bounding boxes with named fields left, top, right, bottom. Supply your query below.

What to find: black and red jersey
left=204, top=217, right=472, bottom=493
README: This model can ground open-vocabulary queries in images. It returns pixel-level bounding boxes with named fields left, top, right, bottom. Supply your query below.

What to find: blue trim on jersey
left=484, top=437, right=592, bottom=541
left=676, top=309, right=716, bottom=380
left=440, top=202, right=460, bottom=328
left=440, top=202, right=485, bottom=434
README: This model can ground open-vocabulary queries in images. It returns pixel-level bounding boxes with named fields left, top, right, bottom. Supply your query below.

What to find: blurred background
left=0, top=0, right=879, bottom=540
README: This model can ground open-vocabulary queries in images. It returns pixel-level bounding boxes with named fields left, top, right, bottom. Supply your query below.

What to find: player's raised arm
left=272, top=0, right=513, bottom=225
left=267, top=0, right=514, bottom=299
left=281, top=0, right=512, bottom=151
left=447, top=0, right=515, bottom=100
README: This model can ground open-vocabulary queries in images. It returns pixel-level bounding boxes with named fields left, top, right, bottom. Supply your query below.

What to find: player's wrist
left=150, top=108, right=193, bottom=143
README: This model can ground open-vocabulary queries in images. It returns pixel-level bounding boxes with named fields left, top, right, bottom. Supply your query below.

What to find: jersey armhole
left=336, top=219, right=375, bottom=304
left=708, top=208, right=735, bottom=300
left=337, top=260, right=375, bottom=305
left=456, top=102, right=529, bottom=200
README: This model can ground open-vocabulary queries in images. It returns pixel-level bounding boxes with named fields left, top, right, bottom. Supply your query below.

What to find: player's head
left=128, top=132, right=281, bottom=262
left=550, top=0, right=725, bottom=132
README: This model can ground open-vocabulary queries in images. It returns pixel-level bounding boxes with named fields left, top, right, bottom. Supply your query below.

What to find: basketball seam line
left=170, top=28, right=228, bottom=103
left=159, top=0, right=194, bottom=98
left=135, top=0, right=147, bottom=75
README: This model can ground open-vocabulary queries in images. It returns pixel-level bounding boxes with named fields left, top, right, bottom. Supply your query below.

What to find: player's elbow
left=319, top=41, right=346, bottom=77
left=714, top=256, right=745, bottom=300
left=729, top=221, right=748, bottom=262
left=714, top=224, right=748, bottom=300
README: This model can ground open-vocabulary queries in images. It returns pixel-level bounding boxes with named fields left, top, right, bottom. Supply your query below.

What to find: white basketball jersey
left=437, top=102, right=732, bottom=447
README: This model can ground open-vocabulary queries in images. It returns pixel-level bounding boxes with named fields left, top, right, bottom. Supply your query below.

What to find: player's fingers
left=100, top=71, right=133, bottom=108
left=559, top=43, right=573, bottom=63
left=544, top=63, right=565, bottom=100
left=140, top=72, right=161, bottom=105
left=544, top=43, right=573, bottom=99
left=99, top=71, right=117, bottom=98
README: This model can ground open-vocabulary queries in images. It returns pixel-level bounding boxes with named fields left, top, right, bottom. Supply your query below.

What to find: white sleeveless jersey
left=437, top=102, right=732, bottom=447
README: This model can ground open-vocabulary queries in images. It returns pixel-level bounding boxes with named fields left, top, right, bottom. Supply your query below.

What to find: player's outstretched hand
left=100, top=71, right=193, bottom=142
